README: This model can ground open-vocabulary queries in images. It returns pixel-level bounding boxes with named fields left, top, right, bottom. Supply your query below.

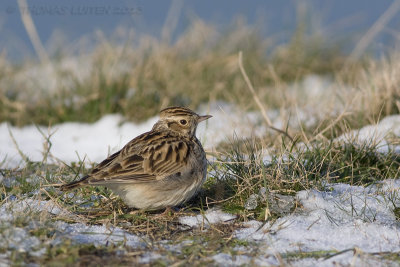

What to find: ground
left=1, top=101, right=400, bottom=266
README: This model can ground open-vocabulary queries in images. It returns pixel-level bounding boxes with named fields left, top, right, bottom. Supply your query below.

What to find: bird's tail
left=59, top=175, right=89, bottom=191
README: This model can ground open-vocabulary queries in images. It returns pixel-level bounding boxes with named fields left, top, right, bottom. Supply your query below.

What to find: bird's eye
left=179, top=119, right=187, bottom=125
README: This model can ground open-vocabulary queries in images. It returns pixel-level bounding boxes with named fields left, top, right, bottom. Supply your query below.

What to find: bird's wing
left=87, top=131, right=191, bottom=184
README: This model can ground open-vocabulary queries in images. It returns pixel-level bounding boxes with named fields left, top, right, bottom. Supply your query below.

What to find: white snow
left=0, top=255, right=10, bottom=267
left=179, top=208, right=237, bottom=228
left=235, top=180, right=400, bottom=266
left=0, top=114, right=157, bottom=168
left=336, top=115, right=400, bottom=153
left=0, top=196, right=145, bottom=256
left=52, top=221, right=145, bottom=248
left=0, top=198, right=67, bottom=221
left=212, top=253, right=265, bottom=266
left=0, top=227, right=43, bottom=255
left=0, top=198, right=62, bottom=258
left=197, top=102, right=266, bottom=147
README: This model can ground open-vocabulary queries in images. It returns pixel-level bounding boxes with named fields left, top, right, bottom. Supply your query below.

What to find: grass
left=1, top=127, right=400, bottom=265
left=201, top=135, right=400, bottom=221
left=0, top=18, right=364, bottom=129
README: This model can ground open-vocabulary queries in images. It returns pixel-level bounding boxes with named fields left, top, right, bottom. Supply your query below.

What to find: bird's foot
left=160, top=206, right=174, bottom=216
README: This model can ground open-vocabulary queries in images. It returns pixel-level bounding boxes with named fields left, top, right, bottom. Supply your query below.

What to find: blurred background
left=1, top=0, right=399, bottom=61
left=1, top=0, right=400, bottom=134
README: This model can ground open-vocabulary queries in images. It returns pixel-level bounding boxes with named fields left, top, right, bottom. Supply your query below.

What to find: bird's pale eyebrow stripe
left=160, top=107, right=196, bottom=115
left=172, top=113, right=194, bottom=116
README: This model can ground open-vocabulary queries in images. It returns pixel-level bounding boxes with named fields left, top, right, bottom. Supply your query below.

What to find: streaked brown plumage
left=60, top=107, right=212, bottom=210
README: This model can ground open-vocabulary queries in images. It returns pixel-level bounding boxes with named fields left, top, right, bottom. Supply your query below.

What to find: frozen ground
left=1, top=105, right=400, bottom=265
left=234, top=180, right=400, bottom=266
left=1, top=178, right=399, bottom=265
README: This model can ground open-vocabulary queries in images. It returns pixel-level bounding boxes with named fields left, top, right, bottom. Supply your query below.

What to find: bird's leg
left=161, top=206, right=174, bottom=216
left=128, top=209, right=142, bottom=215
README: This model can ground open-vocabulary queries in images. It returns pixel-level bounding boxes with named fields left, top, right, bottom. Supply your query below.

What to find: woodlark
left=60, top=107, right=212, bottom=210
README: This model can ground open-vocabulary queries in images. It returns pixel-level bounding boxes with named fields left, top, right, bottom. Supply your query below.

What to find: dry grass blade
left=7, top=124, right=30, bottom=164
left=162, top=0, right=184, bottom=44
left=17, top=0, right=50, bottom=64
left=310, top=109, right=351, bottom=142
left=238, top=51, right=294, bottom=142
left=348, top=0, right=400, bottom=63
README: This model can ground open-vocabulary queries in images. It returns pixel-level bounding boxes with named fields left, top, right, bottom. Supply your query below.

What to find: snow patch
left=336, top=115, right=400, bottom=153
left=52, top=221, right=145, bottom=248
left=0, top=198, right=66, bottom=222
left=179, top=208, right=237, bottom=228
left=0, top=227, right=43, bottom=255
left=0, top=114, right=157, bottom=168
left=236, top=181, right=400, bottom=255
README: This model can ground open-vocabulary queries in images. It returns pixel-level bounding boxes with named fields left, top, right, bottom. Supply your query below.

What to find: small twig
left=324, top=248, right=356, bottom=260
left=42, top=184, right=64, bottom=187
left=347, top=0, right=400, bottom=63
left=307, top=217, right=321, bottom=230
left=17, top=0, right=50, bottom=64
left=34, top=124, right=56, bottom=164
left=238, top=51, right=294, bottom=142
left=7, top=124, right=30, bottom=164
left=161, top=0, right=184, bottom=44
left=295, top=104, right=309, bottom=144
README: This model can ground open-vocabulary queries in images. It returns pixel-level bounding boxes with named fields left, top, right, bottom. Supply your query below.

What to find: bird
left=60, top=106, right=212, bottom=210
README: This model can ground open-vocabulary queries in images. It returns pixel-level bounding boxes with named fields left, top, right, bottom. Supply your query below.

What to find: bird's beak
left=198, top=114, right=212, bottom=122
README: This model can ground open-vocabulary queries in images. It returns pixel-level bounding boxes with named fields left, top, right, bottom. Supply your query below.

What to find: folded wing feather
left=87, top=132, right=191, bottom=184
